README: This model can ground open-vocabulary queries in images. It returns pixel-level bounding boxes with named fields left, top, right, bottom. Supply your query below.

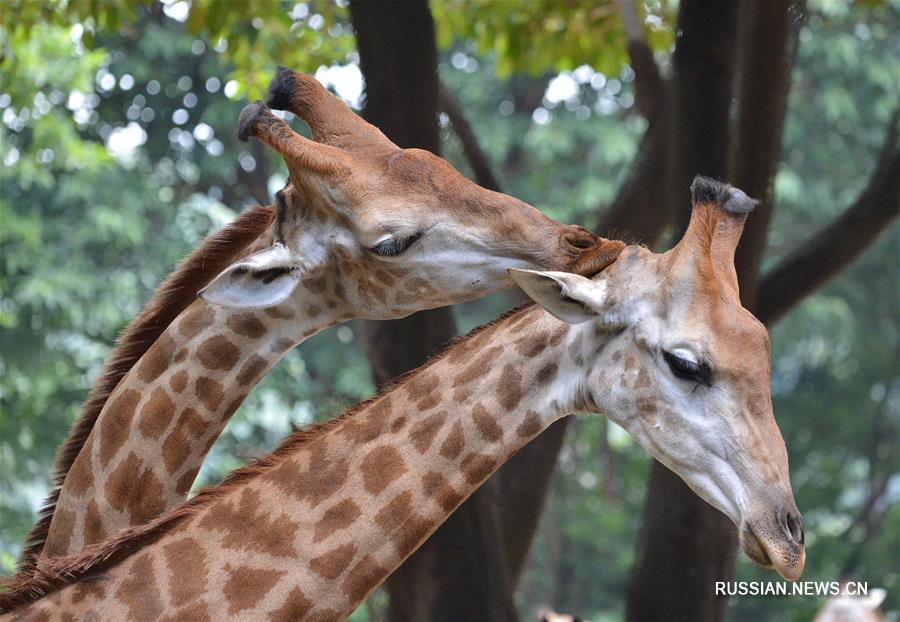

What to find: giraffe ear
left=509, top=269, right=611, bottom=325
left=200, top=243, right=302, bottom=309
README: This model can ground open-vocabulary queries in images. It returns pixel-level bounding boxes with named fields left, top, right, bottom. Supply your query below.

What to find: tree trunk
left=350, top=2, right=518, bottom=620
left=730, top=0, right=804, bottom=308
left=625, top=2, right=741, bottom=621
left=756, top=112, right=899, bottom=325
left=626, top=3, right=800, bottom=621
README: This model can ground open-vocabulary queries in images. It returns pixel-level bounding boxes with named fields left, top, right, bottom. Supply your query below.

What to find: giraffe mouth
left=740, top=520, right=805, bottom=581
left=740, top=524, right=773, bottom=567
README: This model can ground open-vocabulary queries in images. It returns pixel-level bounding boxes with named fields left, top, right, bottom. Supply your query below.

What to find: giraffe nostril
left=781, top=509, right=804, bottom=546
left=563, top=226, right=597, bottom=250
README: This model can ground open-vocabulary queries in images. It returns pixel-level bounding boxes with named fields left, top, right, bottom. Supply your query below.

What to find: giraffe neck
left=7, top=305, right=607, bottom=620
left=42, top=275, right=353, bottom=560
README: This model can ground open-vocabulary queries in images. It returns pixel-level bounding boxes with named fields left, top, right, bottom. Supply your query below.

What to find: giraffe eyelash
left=663, top=350, right=713, bottom=387
left=369, top=232, right=423, bottom=257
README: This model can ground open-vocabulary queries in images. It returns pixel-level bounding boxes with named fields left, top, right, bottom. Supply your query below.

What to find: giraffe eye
left=663, top=350, right=712, bottom=387
left=369, top=232, right=422, bottom=258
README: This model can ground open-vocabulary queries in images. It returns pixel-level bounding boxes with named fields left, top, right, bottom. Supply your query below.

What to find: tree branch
left=596, top=105, right=670, bottom=244
left=730, top=0, right=805, bottom=310
left=439, top=84, right=502, bottom=192
left=616, top=0, right=663, bottom=119
left=756, top=112, right=899, bottom=325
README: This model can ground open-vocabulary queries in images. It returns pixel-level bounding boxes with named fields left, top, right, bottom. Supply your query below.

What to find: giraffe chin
left=740, top=521, right=805, bottom=581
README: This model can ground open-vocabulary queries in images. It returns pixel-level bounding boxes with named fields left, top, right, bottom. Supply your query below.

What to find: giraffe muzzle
left=740, top=505, right=806, bottom=581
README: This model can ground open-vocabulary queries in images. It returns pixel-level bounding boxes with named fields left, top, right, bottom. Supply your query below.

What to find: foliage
left=0, top=2, right=897, bottom=621
left=432, top=0, right=674, bottom=78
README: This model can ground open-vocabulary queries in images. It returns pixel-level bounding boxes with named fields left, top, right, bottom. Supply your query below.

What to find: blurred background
left=0, top=1, right=897, bottom=620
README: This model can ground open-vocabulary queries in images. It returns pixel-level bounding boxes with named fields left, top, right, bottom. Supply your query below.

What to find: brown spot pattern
left=163, top=537, right=208, bottom=607
left=237, top=355, right=269, bottom=385
left=179, top=303, right=215, bottom=339
left=48, top=508, right=75, bottom=554
left=417, top=391, right=441, bottom=412
left=309, top=543, right=357, bottom=580
left=548, top=324, right=569, bottom=346
left=635, top=365, right=651, bottom=389
left=64, top=446, right=95, bottom=496
left=268, top=587, right=312, bottom=622
left=99, top=388, right=141, bottom=467
left=396, top=515, right=434, bottom=558
left=199, top=488, right=299, bottom=558
left=176, top=467, right=200, bottom=496
left=439, top=421, right=466, bottom=460
left=306, top=276, right=327, bottom=293
left=197, top=335, right=240, bottom=371
left=497, top=364, right=523, bottom=410
left=138, top=387, right=175, bottom=439
left=636, top=397, right=657, bottom=415
left=375, top=491, right=413, bottom=534
left=342, top=396, right=393, bottom=444
left=270, top=338, right=295, bottom=354
left=162, top=407, right=206, bottom=475
left=103, top=454, right=164, bottom=524
left=374, top=269, right=395, bottom=286
left=446, top=329, right=489, bottom=365
left=105, top=452, right=142, bottom=512
left=307, top=608, right=342, bottom=622
left=196, top=376, right=224, bottom=411
left=461, top=453, right=497, bottom=485
left=116, top=553, right=163, bottom=621
left=408, top=411, right=446, bottom=454
left=264, top=305, right=295, bottom=320
left=71, top=578, right=106, bottom=604
left=514, top=332, right=548, bottom=357
left=314, top=498, right=362, bottom=543
left=472, top=404, right=503, bottom=442
left=137, top=334, right=176, bottom=383
left=162, top=602, right=211, bottom=622
left=169, top=369, right=189, bottom=393
left=516, top=411, right=544, bottom=438
left=224, top=565, right=285, bottom=615
left=131, top=468, right=165, bottom=524
left=452, top=346, right=503, bottom=389
left=422, top=471, right=463, bottom=511
left=268, top=446, right=350, bottom=508
left=536, top=362, right=559, bottom=384
left=226, top=312, right=267, bottom=338
left=406, top=371, right=439, bottom=399
left=343, top=555, right=387, bottom=604
left=83, top=499, right=107, bottom=547
left=361, top=446, right=407, bottom=495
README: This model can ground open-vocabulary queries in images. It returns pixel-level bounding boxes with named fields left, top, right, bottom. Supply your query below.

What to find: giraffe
left=813, top=584, right=886, bottom=622
left=27, top=68, right=603, bottom=567
left=1, top=177, right=806, bottom=620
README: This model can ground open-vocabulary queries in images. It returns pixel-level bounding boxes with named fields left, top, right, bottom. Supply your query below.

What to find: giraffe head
left=511, top=177, right=805, bottom=580
left=200, top=68, right=597, bottom=317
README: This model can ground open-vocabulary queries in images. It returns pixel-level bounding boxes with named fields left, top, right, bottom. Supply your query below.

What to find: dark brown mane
left=0, top=302, right=538, bottom=612
left=15, top=205, right=275, bottom=574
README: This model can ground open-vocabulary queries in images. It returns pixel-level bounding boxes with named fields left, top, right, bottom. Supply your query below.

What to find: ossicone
left=690, top=175, right=759, bottom=217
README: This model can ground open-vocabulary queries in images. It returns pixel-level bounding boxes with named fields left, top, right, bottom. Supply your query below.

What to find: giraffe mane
left=15, top=205, right=276, bottom=575
left=0, top=302, right=537, bottom=612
